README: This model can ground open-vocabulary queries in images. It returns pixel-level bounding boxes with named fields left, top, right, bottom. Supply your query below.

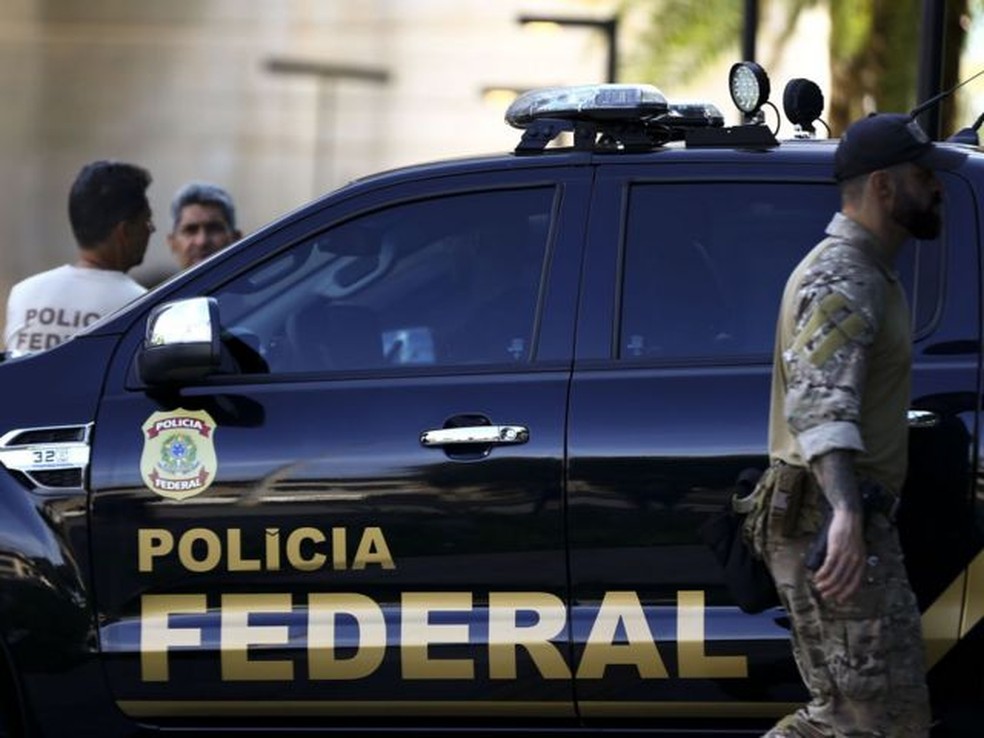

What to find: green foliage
left=623, top=0, right=743, bottom=83
left=625, top=0, right=968, bottom=134
left=828, top=0, right=872, bottom=62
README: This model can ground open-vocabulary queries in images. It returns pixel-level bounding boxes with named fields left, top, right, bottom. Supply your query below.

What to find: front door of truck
left=88, top=172, right=589, bottom=729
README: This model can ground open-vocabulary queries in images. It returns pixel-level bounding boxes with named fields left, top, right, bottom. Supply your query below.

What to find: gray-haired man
left=168, top=181, right=241, bottom=269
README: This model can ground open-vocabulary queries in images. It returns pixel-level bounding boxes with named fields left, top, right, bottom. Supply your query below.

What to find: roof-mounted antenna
left=910, top=67, right=984, bottom=121
left=948, top=109, right=984, bottom=145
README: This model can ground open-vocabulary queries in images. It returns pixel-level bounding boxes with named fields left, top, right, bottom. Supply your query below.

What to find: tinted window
left=895, top=237, right=945, bottom=340
left=212, top=187, right=555, bottom=374
left=619, top=182, right=942, bottom=361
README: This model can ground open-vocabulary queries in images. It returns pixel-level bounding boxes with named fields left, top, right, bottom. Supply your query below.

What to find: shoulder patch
left=792, top=291, right=869, bottom=367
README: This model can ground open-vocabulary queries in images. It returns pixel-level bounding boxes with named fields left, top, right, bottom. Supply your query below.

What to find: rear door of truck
left=565, top=154, right=983, bottom=730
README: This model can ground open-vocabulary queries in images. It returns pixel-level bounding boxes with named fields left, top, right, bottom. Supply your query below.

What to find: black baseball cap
left=834, top=113, right=967, bottom=182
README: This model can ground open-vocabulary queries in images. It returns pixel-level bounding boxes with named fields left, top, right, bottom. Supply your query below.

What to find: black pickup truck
left=0, top=65, right=980, bottom=736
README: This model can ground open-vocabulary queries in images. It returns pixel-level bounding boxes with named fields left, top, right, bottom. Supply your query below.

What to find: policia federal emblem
left=140, top=409, right=218, bottom=500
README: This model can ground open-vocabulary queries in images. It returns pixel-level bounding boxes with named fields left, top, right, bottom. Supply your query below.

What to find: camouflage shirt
left=768, top=213, right=912, bottom=493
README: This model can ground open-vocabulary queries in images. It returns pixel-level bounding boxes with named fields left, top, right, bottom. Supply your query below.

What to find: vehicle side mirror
left=137, top=297, right=221, bottom=385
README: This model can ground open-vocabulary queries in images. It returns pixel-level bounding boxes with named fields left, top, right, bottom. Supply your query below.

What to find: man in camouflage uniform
left=759, top=114, right=966, bottom=737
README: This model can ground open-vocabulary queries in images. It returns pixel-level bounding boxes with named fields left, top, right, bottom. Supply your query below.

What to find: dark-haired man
left=756, top=113, right=966, bottom=736
left=3, top=160, right=154, bottom=357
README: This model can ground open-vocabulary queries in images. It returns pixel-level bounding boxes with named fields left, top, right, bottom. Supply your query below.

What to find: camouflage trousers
left=758, top=471, right=930, bottom=737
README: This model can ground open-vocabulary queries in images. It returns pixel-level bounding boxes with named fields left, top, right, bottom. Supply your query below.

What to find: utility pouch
left=739, top=466, right=773, bottom=558
left=772, top=463, right=807, bottom=538
left=699, top=467, right=780, bottom=614
left=745, top=462, right=811, bottom=551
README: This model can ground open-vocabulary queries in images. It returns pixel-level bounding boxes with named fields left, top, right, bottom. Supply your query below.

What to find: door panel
left=567, top=165, right=981, bottom=726
left=88, top=175, right=590, bottom=727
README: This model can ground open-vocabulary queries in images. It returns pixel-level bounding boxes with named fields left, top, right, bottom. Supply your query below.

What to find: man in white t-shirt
left=4, top=160, right=155, bottom=357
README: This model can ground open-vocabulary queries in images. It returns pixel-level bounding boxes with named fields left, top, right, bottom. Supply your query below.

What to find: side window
left=896, top=237, right=945, bottom=341
left=618, top=182, right=942, bottom=362
left=212, top=187, right=555, bottom=374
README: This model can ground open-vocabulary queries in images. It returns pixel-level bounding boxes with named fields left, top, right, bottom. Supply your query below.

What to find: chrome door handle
left=907, top=410, right=941, bottom=428
left=420, top=425, right=529, bottom=447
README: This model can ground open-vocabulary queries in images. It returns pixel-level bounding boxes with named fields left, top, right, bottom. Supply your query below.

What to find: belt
left=733, top=465, right=899, bottom=521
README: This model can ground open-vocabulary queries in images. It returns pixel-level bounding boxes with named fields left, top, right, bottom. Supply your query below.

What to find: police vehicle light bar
left=505, top=83, right=725, bottom=153
left=501, top=62, right=835, bottom=153
left=660, top=101, right=726, bottom=128
left=505, top=84, right=670, bottom=128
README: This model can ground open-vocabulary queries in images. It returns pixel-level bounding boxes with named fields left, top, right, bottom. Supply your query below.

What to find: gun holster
left=859, top=479, right=900, bottom=522
left=804, top=479, right=899, bottom=572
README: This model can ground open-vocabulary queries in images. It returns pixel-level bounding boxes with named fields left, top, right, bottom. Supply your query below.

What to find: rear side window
left=618, top=182, right=942, bottom=362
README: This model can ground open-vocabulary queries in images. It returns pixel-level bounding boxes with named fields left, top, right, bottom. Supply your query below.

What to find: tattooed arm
left=809, top=449, right=865, bottom=602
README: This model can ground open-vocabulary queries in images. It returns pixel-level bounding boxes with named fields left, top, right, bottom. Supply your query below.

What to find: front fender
left=0, top=470, right=92, bottom=671
left=0, top=463, right=139, bottom=736
left=0, top=335, right=140, bottom=736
